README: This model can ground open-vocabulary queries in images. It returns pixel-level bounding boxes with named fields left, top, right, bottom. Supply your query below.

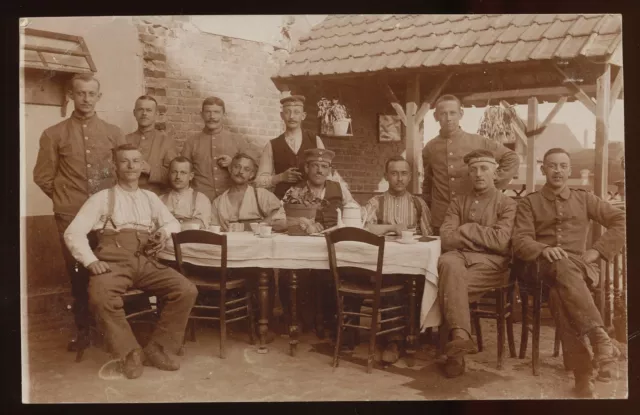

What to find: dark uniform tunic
left=422, top=128, right=520, bottom=230
left=512, top=185, right=626, bottom=371
left=125, top=128, right=178, bottom=195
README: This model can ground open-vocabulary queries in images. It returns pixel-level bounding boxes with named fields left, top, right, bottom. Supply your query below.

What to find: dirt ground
left=23, top=311, right=627, bottom=403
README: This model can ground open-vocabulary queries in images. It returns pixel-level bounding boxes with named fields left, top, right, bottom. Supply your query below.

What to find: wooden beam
left=23, top=44, right=89, bottom=58
left=594, top=64, right=611, bottom=202
left=526, top=97, right=539, bottom=195
left=380, top=80, right=407, bottom=126
left=609, top=67, right=623, bottom=114
left=553, top=63, right=597, bottom=115
left=415, top=103, right=431, bottom=127
left=414, top=72, right=455, bottom=126
left=405, top=74, right=420, bottom=194
left=24, top=28, right=83, bottom=43
left=540, top=96, right=568, bottom=130
left=462, top=85, right=598, bottom=106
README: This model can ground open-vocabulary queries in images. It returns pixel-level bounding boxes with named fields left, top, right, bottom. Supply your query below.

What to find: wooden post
left=594, top=64, right=611, bottom=319
left=526, top=97, right=539, bottom=195
left=406, top=74, right=420, bottom=194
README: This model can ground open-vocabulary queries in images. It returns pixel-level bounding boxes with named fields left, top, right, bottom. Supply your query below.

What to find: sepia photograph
left=19, top=14, right=627, bottom=403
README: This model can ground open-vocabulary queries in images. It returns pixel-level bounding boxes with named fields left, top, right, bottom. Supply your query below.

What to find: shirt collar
left=137, top=126, right=156, bottom=135
left=439, top=127, right=465, bottom=139
left=71, top=111, right=97, bottom=123
left=115, top=184, right=141, bottom=196
left=471, top=187, right=497, bottom=200
left=541, top=184, right=571, bottom=201
left=203, top=127, right=225, bottom=136
left=385, top=190, right=411, bottom=199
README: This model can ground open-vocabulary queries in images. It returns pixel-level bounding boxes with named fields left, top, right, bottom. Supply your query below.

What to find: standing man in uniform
left=182, top=96, right=251, bottom=202
left=255, top=95, right=328, bottom=199
left=125, top=95, right=178, bottom=195
left=437, top=149, right=517, bottom=377
left=33, top=73, right=126, bottom=350
left=422, top=94, right=519, bottom=234
left=64, top=144, right=197, bottom=379
left=513, top=148, right=625, bottom=398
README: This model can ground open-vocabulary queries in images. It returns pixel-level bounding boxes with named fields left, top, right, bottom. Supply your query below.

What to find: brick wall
left=133, top=16, right=288, bottom=159
left=298, top=82, right=407, bottom=193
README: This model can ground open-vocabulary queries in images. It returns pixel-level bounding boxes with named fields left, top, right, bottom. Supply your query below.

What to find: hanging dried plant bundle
left=477, top=105, right=516, bottom=144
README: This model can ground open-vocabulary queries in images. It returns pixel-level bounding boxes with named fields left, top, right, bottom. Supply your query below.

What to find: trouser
left=55, top=213, right=93, bottom=333
left=89, top=229, right=198, bottom=358
left=437, top=251, right=509, bottom=340
left=522, top=256, right=603, bottom=372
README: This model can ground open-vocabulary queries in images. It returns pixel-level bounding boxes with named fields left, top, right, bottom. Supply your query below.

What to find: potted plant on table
left=317, top=97, right=351, bottom=136
left=282, top=187, right=329, bottom=235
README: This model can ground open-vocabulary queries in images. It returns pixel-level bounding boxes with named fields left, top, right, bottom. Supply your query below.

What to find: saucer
left=257, top=234, right=277, bottom=239
left=396, top=238, right=418, bottom=245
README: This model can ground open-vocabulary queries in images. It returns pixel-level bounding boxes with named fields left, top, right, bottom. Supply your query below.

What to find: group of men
left=33, top=73, right=625, bottom=398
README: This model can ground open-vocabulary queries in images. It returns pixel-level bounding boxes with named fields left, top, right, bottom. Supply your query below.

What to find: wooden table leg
left=314, top=274, right=325, bottom=339
left=257, top=271, right=270, bottom=354
left=405, top=275, right=418, bottom=367
left=289, top=270, right=299, bottom=356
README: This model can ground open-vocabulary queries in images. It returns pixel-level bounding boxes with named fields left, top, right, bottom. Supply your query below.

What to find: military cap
left=463, top=149, right=497, bottom=166
left=304, top=148, right=335, bottom=164
left=280, top=95, right=306, bottom=107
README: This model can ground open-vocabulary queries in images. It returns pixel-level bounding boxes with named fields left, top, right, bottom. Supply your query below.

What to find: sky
left=189, top=15, right=625, bottom=149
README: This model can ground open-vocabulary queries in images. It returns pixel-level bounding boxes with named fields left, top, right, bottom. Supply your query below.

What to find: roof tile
left=274, top=14, right=622, bottom=79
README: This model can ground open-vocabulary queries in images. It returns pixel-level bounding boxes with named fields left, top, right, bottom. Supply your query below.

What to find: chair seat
left=338, top=281, right=404, bottom=297
left=186, top=274, right=247, bottom=290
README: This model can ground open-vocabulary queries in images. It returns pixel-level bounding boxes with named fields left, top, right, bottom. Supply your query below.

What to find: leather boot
left=381, top=341, right=400, bottom=364
left=143, top=341, right=180, bottom=371
left=443, top=356, right=466, bottom=378
left=587, top=327, right=617, bottom=381
left=121, top=348, right=144, bottom=379
left=574, top=368, right=596, bottom=398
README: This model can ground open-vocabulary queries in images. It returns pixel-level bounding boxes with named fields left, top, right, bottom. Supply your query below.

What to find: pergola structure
left=272, top=14, right=625, bottom=334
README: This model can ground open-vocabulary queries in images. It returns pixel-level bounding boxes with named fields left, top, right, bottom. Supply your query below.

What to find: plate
left=257, top=234, right=278, bottom=239
left=395, top=238, right=418, bottom=245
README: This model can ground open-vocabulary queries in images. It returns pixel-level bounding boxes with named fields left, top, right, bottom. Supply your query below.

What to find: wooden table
left=158, top=232, right=442, bottom=357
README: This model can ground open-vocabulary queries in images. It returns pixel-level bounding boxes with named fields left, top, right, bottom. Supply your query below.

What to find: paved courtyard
left=24, top=310, right=628, bottom=403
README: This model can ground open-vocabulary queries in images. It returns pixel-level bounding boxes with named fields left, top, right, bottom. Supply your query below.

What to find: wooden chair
left=469, top=271, right=517, bottom=370
left=325, top=227, right=407, bottom=373
left=172, top=230, right=255, bottom=359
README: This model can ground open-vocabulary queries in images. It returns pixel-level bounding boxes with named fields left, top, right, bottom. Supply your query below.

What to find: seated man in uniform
left=437, top=149, right=517, bottom=377
left=211, top=152, right=287, bottom=232
left=160, top=156, right=212, bottom=230
left=363, top=155, right=433, bottom=237
left=282, top=148, right=357, bottom=233
left=513, top=148, right=625, bottom=398
left=64, top=144, right=197, bottom=379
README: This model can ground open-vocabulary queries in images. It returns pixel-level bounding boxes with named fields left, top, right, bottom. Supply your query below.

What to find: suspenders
left=160, top=189, right=199, bottom=220
left=100, top=186, right=118, bottom=233
left=253, top=185, right=266, bottom=219
left=376, top=194, right=423, bottom=229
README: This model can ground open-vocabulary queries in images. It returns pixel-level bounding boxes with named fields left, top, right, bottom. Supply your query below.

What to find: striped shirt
left=363, top=191, right=433, bottom=236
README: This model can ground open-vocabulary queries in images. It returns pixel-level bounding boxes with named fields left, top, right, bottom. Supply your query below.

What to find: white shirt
left=255, top=131, right=326, bottom=188
left=64, top=184, right=181, bottom=267
left=161, top=187, right=212, bottom=227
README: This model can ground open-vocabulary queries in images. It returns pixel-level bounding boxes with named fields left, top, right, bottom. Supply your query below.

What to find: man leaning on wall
left=33, top=73, right=126, bottom=351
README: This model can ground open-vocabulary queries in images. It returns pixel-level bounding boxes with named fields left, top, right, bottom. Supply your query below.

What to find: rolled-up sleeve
left=151, top=193, right=181, bottom=237
left=194, top=192, right=213, bottom=227
left=63, top=193, right=104, bottom=267
left=33, top=131, right=57, bottom=199
left=512, top=197, right=549, bottom=261
left=255, top=141, right=276, bottom=188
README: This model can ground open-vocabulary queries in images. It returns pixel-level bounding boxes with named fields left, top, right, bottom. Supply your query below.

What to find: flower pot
left=332, top=119, right=351, bottom=136
left=284, top=203, right=317, bottom=236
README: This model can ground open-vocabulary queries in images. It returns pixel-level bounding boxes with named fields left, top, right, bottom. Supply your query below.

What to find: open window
left=20, top=28, right=97, bottom=117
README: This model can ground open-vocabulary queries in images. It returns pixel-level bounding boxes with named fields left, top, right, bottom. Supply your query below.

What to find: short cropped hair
left=202, top=96, right=226, bottom=113
left=113, top=143, right=140, bottom=160
left=434, top=94, right=462, bottom=109
left=169, top=156, right=194, bottom=172
left=135, top=95, right=158, bottom=107
left=385, top=155, right=410, bottom=173
left=69, top=73, right=101, bottom=91
left=231, top=152, right=258, bottom=172
left=463, top=149, right=496, bottom=164
left=542, top=148, right=571, bottom=163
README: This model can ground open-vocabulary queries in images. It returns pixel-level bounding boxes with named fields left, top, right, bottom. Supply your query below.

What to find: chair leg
left=247, top=292, right=256, bottom=346
left=553, top=325, right=561, bottom=357
left=220, top=299, right=227, bottom=359
left=506, top=288, right=517, bottom=358
left=496, top=289, right=506, bottom=370
left=532, top=286, right=542, bottom=376
left=189, top=319, right=197, bottom=342
left=332, top=296, right=344, bottom=369
left=519, top=291, right=529, bottom=359
left=472, top=312, right=483, bottom=352
left=367, top=299, right=380, bottom=374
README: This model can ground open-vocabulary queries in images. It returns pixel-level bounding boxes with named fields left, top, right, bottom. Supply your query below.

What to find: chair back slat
left=171, top=230, right=228, bottom=288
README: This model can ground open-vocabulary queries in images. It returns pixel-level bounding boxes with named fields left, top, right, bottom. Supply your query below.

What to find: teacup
left=208, top=225, right=221, bottom=233
left=259, top=224, right=273, bottom=237
left=250, top=222, right=260, bottom=235
left=232, top=223, right=246, bottom=232
left=401, top=230, right=414, bottom=241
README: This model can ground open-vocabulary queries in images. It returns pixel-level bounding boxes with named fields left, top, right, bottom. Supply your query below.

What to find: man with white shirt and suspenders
left=64, top=143, right=197, bottom=379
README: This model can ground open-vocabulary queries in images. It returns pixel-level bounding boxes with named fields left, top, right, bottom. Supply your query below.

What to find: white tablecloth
left=158, top=232, right=442, bottom=330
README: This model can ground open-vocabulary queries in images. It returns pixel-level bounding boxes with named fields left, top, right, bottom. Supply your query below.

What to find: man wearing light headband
left=437, top=149, right=517, bottom=378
